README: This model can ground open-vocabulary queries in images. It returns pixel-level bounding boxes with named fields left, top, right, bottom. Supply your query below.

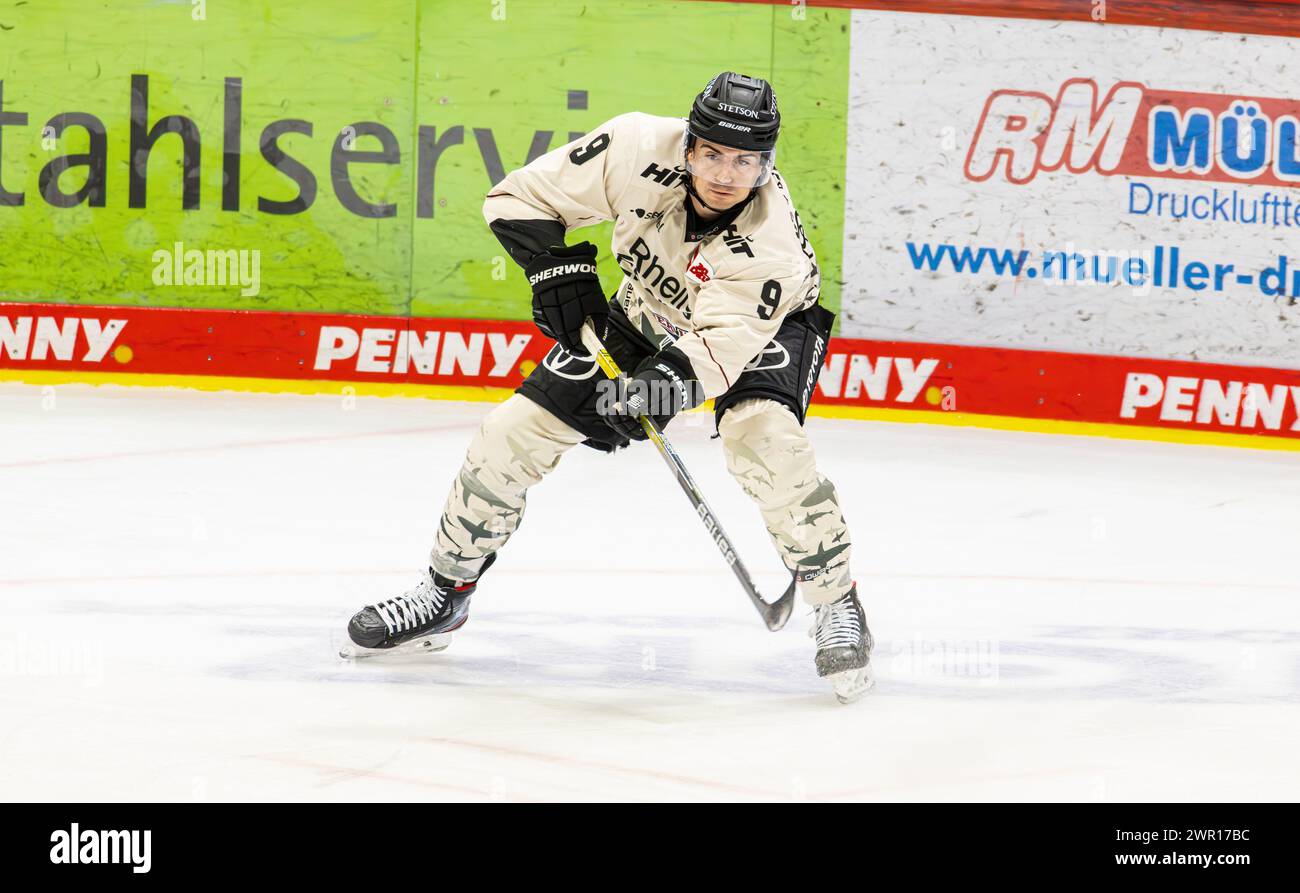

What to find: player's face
left=687, top=140, right=763, bottom=208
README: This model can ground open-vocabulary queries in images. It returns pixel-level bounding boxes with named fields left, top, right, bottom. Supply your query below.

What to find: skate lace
left=373, top=573, right=445, bottom=635
left=813, top=595, right=861, bottom=650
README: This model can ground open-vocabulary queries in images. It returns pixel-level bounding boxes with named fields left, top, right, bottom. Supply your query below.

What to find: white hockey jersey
left=483, top=112, right=821, bottom=398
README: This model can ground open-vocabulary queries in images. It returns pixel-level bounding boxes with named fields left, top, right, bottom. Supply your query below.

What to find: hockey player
left=343, top=72, right=873, bottom=702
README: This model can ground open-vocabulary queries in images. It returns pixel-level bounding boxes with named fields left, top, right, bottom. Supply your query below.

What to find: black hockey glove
left=600, top=348, right=704, bottom=442
left=525, top=241, right=608, bottom=354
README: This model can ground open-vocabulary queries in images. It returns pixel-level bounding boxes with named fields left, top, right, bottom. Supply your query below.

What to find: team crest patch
left=685, top=249, right=713, bottom=285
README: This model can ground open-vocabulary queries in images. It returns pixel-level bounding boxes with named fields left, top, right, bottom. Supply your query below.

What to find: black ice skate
left=811, top=585, right=874, bottom=703
left=340, top=555, right=496, bottom=659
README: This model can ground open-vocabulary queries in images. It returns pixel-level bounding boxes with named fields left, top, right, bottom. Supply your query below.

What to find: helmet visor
left=683, top=129, right=776, bottom=189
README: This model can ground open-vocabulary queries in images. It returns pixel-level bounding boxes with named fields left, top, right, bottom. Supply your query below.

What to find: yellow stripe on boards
left=806, top=404, right=1300, bottom=453
left=3, top=367, right=1297, bottom=453
left=0, top=368, right=515, bottom=403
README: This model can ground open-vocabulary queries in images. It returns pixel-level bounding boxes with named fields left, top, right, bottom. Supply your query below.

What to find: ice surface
left=1, top=382, right=1297, bottom=801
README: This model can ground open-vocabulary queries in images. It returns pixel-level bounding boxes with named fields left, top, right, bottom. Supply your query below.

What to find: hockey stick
left=580, top=321, right=797, bottom=632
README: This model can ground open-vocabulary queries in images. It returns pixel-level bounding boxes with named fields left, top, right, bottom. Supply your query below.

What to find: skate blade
left=339, top=632, right=453, bottom=660
left=830, top=664, right=875, bottom=704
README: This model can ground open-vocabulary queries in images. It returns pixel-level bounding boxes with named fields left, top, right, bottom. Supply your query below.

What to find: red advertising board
left=4, top=302, right=1296, bottom=450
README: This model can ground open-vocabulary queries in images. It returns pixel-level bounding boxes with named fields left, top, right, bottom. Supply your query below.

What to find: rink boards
left=1, top=1, right=1298, bottom=452
left=2, top=301, right=1297, bottom=452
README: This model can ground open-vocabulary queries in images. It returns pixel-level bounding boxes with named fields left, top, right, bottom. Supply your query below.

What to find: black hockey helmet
left=684, top=72, right=780, bottom=191
left=687, top=71, right=780, bottom=152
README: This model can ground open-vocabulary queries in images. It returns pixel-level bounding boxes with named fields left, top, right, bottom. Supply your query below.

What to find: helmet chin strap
left=684, top=177, right=728, bottom=213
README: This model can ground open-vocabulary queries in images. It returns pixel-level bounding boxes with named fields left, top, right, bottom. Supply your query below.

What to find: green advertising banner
left=0, top=1, right=848, bottom=325
left=1, top=1, right=416, bottom=315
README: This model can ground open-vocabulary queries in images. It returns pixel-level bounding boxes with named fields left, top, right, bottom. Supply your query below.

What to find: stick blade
left=760, top=573, right=799, bottom=632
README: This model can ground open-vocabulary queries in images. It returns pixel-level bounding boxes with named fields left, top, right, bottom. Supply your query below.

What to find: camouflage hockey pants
left=428, top=303, right=852, bottom=606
